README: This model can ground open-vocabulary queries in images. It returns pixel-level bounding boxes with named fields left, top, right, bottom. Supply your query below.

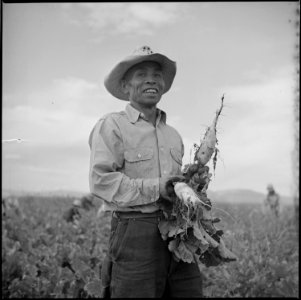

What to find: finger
left=173, top=175, right=185, bottom=181
left=198, top=165, right=210, bottom=175
left=166, top=183, right=176, bottom=197
left=184, top=164, right=199, bottom=176
left=167, top=176, right=185, bottom=185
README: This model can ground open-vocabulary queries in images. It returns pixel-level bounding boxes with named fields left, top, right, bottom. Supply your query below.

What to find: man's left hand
left=183, top=163, right=211, bottom=191
left=159, top=175, right=185, bottom=201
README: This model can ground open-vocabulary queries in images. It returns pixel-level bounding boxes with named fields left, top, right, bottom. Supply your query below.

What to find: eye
left=136, top=72, right=146, bottom=77
left=154, top=73, right=162, bottom=78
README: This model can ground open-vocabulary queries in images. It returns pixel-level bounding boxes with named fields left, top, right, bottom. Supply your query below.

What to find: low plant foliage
left=2, top=195, right=298, bottom=298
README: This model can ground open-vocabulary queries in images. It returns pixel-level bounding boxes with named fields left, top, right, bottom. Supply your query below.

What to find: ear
left=120, top=79, right=129, bottom=95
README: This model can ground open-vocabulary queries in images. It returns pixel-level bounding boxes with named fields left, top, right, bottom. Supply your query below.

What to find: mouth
left=143, top=88, right=159, bottom=94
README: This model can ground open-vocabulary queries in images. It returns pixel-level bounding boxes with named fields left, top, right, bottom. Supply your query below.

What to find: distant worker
left=63, top=199, right=81, bottom=226
left=63, top=194, right=103, bottom=227
left=80, top=194, right=95, bottom=211
left=78, top=193, right=107, bottom=217
left=264, top=184, right=280, bottom=217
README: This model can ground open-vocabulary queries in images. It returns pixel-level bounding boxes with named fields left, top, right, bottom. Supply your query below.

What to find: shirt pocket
left=170, top=147, right=183, bottom=174
left=124, top=147, right=154, bottom=178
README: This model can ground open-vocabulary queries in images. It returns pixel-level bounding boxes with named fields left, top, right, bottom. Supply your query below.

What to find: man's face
left=122, top=61, right=165, bottom=108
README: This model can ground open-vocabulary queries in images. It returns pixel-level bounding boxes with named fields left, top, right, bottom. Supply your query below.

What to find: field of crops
left=2, top=194, right=299, bottom=298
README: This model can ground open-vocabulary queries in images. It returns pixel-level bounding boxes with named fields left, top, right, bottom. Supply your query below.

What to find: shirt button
left=137, top=153, right=141, bottom=158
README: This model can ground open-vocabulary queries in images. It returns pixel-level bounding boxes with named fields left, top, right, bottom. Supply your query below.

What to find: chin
left=146, top=98, right=161, bottom=107
left=145, top=94, right=162, bottom=102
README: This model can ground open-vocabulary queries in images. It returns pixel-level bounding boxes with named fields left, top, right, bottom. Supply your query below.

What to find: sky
left=2, top=2, right=299, bottom=197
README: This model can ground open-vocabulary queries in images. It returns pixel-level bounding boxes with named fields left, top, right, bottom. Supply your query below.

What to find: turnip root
left=174, top=182, right=211, bottom=209
left=194, top=94, right=224, bottom=169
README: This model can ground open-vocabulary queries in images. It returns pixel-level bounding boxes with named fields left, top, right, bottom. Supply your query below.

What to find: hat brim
left=104, top=53, right=176, bottom=101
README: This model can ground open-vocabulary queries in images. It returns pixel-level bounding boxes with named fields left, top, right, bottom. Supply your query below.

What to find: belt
left=112, top=210, right=163, bottom=220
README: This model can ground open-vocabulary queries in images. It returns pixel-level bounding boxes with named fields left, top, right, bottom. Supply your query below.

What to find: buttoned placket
left=156, top=127, right=168, bottom=176
left=139, top=111, right=162, bottom=178
left=154, top=113, right=168, bottom=177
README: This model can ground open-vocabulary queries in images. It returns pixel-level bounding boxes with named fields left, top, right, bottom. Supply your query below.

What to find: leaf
left=167, top=226, right=179, bottom=237
left=193, top=222, right=204, bottom=239
left=185, top=240, right=199, bottom=254
left=274, top=265, right=287, bottom=279
left=72, top=257, right=90, bottom=274
left=37, top=262, right=52, bottom=277
left=186, top=229, right=209, bottom=254
left=281, top=279, right=296, bottom=296
left=158, top=220, right=171, bottom=240
left=168, top=226, right=185, bottom=237
left=199, top=248, right=223, bottom=267
left=60, top=267, right=74, bottom=281
left=217, top=238, right=237, bottom=261
left=24, top=264, right=38, bottom=277
left=158, top=220, right=179, bottom=239
left=84, top=279, right=103, bottom=297
left=168, top=239, right=178, bottom=252
left=193, top=222, right=211, bottom=249
left=221, top=268, right=231, bottom=280
left=203, top=285, right=214, bottom=297
left=174, top=241, right=194, bottom=263
left=72, top=257, right=94, bottom=283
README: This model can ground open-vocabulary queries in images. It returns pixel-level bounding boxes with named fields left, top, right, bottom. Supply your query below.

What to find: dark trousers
left=101, top=211, right=203, bottom=298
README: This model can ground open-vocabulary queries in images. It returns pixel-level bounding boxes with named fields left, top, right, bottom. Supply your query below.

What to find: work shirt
left=89, top=103, right=184, bottom=213
left=265, top=192, right=280, bottom=208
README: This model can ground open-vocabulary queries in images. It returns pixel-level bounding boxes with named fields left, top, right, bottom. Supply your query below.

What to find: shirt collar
left=125, top=103, right=167, bottom=124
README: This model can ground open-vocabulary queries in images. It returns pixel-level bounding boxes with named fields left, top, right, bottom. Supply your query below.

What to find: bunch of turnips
left=158, top=95, right=238, bottom=267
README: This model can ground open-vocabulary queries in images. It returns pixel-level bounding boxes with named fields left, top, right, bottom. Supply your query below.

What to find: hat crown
left=132, top=45, right=154, bottom=56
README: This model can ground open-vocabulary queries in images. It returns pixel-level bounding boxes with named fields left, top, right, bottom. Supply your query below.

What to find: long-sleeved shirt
left=89, top=103, right=184, bottom=213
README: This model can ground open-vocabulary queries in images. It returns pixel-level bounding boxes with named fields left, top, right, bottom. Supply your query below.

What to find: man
left=63, top=199, right=81, bottom=227
left=264, top=184, right=280, bottom=217
left=89, top=46, right=204, bottom=297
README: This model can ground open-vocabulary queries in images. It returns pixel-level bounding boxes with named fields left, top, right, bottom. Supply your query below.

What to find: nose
left=145, top=80, right=156, bottom=85
left=145, top=75, right=157, bottom=85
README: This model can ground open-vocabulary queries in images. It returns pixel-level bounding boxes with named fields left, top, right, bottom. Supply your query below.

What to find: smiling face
left=121, top=61, right=165, bottom=110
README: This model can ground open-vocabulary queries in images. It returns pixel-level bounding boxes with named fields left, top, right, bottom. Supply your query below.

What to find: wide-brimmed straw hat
left=104, top=45, right=177, bottom=101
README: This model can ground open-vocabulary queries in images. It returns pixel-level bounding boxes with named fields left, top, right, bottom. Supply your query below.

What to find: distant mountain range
left=2, top=188, right=294, bottom=205
left=207, top=189, right=294, bottom=205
